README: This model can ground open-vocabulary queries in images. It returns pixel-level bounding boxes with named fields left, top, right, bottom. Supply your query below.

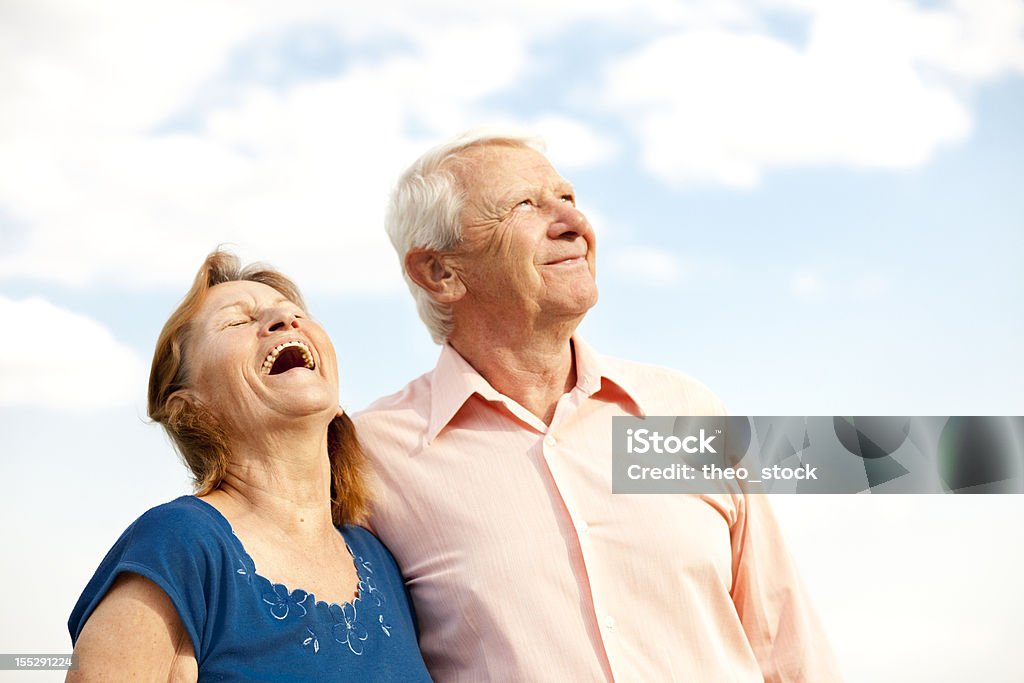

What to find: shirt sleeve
left=68, top=502, right=214, bottom=658
left=730, top=494, right=844, bottom=682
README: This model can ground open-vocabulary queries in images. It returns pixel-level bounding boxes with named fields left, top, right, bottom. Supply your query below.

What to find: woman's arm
left=67, top=573, right=198, bottom=682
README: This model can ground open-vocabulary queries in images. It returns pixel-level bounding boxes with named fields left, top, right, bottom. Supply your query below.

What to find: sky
left=1, top=0, right=1022, bottom=680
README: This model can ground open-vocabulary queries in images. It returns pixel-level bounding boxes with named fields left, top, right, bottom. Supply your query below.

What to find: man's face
left=446, top=144, right=598, bottom=327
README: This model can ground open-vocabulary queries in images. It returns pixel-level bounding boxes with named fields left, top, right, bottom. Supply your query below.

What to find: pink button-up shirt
left=354, top=339, right=841, bottom=682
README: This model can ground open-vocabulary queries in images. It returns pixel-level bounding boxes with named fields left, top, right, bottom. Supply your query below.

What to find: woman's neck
left=204, top=420, right=337, bottom=541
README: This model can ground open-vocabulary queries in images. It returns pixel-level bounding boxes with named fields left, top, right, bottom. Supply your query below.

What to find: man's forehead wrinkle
left=476, top=173, right=569, bottom=208
left=449, top=142, right=548, bottom=182
left=449, top=143, right=578, bottom=243
left=441, top=144, right=509, bottom=191
left=496, top=176, right=570, bottom=207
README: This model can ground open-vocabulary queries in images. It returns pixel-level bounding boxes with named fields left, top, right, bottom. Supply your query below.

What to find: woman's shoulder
left=127, top=494, right=205, bottom=521
left=68, top=496, right=235, bottom=647
left=125, top=496, right=233, bottom=548
left=134, top=494, right=226, bottom=526
left=85, top=496, right=240, bottom=583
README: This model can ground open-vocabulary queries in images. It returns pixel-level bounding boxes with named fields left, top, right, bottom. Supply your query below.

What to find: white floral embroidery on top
left=235, top=555, right=255, bottom=585
left=330, top=602, right=369, bottom=655
left=359, top=575, right=384, bottom=608
left=231, top=533, right=390, bottom=656
left=262, top=584, right=309, bottom=620
left=303, top=626, right=320, bottom=654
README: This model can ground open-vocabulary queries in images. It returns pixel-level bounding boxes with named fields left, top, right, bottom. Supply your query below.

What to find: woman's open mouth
left=261, top=340, right=316, bottom=375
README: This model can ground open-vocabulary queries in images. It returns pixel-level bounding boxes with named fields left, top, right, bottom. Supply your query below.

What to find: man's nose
left=547, top=202, right=591, bottom=240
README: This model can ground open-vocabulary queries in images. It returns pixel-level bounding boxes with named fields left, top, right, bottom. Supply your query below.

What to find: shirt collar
left=427, top=336, right=648, bottom=443
left=426, top=343, right=498, bottom=443
left=571, top=337, right=649, bottom=417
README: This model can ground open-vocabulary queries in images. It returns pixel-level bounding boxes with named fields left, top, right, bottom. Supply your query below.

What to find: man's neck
left=448, top=320, right=579, bottom=426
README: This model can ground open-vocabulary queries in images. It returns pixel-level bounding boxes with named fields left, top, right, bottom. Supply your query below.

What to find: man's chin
left=546, top=290, right=599, bottom=320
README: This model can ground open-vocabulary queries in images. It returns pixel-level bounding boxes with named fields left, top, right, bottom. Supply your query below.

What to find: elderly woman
left=67, top=251, right=431, bottom=681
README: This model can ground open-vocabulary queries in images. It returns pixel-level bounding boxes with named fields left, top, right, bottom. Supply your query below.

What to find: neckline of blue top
left=184, top=495, right=369, bottom=619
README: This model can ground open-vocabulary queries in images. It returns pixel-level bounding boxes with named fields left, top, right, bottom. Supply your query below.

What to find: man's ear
left=405, top=249, right=466, bottom=303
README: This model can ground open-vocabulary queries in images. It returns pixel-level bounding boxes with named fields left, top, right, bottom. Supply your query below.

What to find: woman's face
left=184, top=280, right=340, bottom=438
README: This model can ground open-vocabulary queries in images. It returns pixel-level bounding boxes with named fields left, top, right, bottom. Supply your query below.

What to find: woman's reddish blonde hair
left=147, top=249, right=369, bottom=525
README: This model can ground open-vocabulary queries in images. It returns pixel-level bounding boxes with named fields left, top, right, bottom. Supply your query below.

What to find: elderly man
left=354, top=130, right=841, bottom=681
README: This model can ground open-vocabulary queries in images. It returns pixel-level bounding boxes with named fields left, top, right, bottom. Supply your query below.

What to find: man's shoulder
left=602, top=353, right=713, bottom=390
left=352, top=370, right=434, bottom=442
left=600, top=352, right=727, bottom=416
left=355, top=370, right=431, bottom=416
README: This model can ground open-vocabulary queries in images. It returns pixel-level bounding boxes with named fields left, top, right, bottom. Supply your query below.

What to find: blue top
left=69, top=496, right=432, bottom=682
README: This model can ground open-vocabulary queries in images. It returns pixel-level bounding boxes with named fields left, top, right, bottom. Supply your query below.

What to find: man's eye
left=561, top=194, right=575, bottom=205
left=515, top=199, right=534, bottom=210
left=228, top=318, right=252, bottom=327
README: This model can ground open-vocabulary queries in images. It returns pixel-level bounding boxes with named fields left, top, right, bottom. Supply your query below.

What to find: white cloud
left=1, top=0, right=1021, bottom=291
left=0, top=17, right=534, bottom=292
left=0, top=2, right=625, bottom=293
left=609, top=245, right=684, bottom=285
left=468, top=115, right=620, bottom=170
left=526, top=115, right=620, bottom=169
left=601, top=0, right=1022, bottom=187
left=0, top=296, right=147, bottom=411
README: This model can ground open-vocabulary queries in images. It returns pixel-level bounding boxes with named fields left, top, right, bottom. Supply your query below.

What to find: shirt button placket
left=541, top=429, right=616, bottom=673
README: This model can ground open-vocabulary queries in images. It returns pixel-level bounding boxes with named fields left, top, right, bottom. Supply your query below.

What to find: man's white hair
left=385, top=126, right=546, bottom=344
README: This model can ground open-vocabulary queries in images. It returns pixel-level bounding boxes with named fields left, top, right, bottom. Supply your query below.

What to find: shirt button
left=544, top=435, right=557, bottom=447
left=575, top=519, right=589, bottom=534
left=603, top=615, right=616, bottom=629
